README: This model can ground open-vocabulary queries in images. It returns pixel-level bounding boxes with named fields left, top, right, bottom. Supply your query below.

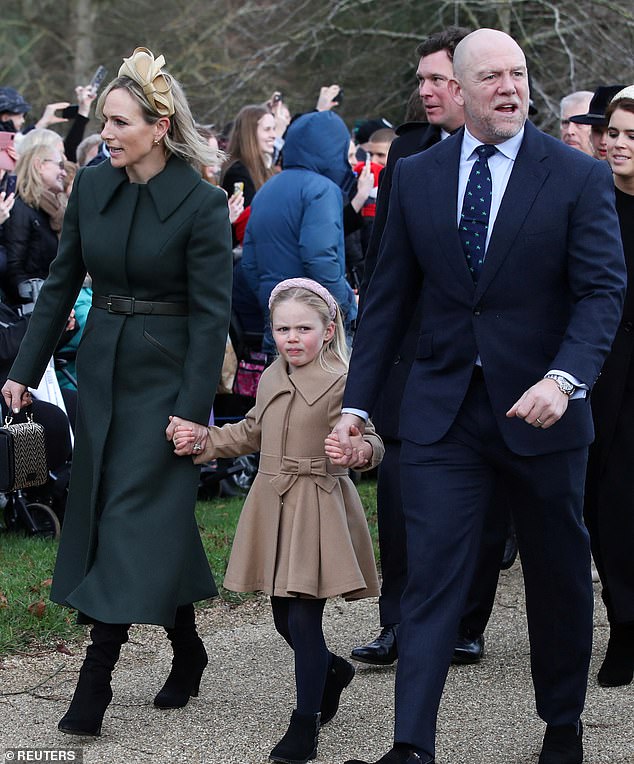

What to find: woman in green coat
left=2, top=48, right=233, bottom=736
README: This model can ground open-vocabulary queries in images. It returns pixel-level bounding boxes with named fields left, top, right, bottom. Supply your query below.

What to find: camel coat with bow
left=201, top=357, right=382, bottom=600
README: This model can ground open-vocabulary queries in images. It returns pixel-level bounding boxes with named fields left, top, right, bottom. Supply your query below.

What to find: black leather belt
left=92, top=295, right=188, bottom=316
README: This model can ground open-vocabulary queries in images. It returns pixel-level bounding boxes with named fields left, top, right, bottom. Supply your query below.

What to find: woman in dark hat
left=0, top=87, right=32, bottom=133
left=583, top=85, right=634, bottom=688
left=569, top=84, right=627, bottom=161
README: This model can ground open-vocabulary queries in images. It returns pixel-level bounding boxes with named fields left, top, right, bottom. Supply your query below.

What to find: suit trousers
left=376, top=439, right=408, bottom=626
left=394, top=368, right=593, bottom=757
left=376, top=437, right=510, bottom=632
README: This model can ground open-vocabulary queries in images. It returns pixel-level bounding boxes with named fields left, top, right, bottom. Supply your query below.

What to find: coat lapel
left=475, top=122, right=550, bottom=298
left=254, top=359, right=294, bottom=423
left=254, top=357, right=345, bottom=422
left=289, top=358, right=345, bottom=405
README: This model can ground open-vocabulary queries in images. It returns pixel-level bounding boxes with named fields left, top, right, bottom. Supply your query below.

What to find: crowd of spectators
left=0, top=41, right=632, bottom=763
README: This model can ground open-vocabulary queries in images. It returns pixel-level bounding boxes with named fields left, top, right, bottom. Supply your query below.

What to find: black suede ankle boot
left=58, top=621, right=130, bottom=737
left=269, top=710, right=321, bottom=764
left=321, top=654, right=355, bottom=724
left=154, top=604, right=208, bottom=709
left=597, top=621, right=634, bottom=687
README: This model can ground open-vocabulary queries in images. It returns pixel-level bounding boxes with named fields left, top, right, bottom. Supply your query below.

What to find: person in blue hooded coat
left=241, top=110, right=357, bottom=353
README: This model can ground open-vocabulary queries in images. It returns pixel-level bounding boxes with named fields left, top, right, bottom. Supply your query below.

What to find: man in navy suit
left=332, top=28, right=626, bottom=764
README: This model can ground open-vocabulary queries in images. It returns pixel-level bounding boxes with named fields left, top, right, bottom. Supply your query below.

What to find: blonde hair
left=96, top=75, right=221, bottom=171
left=14, top=128, right=64, bottom=157
left=269, top=287, right=349, bottom=372
left=15, top=143, right=60, bottom=207
left=220, top=104, right=275, bottom=191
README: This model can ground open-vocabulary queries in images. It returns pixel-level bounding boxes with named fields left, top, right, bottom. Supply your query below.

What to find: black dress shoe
left=500, top=530, right=518, bottom=570
left=538, top=721, right=583, bottom=764
left=351, top=625, right=398, bottom=665
left=451, top=632, right=484, bottom=665
left=597, top=622, right=634, bottom=687
left=344, top=745, right=433, bottom=764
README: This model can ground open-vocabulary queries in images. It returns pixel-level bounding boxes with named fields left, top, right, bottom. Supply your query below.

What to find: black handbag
left=0, top=408, right=48, bottom=492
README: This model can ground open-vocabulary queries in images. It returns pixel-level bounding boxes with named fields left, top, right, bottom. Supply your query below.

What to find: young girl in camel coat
left=173, top=278, right=382, bottom=764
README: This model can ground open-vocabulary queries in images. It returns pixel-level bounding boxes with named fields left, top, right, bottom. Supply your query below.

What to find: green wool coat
left=9, top=156, right=233, bottom=627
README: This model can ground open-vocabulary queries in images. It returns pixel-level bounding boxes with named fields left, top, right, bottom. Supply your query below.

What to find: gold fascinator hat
left=118, top=47, right=175, bottom=117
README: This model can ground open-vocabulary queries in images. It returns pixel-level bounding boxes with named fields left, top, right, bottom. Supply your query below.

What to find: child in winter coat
left=172, top=277, right=383, bottom=763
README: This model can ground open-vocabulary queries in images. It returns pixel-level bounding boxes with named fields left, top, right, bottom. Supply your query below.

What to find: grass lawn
left=0, top=477, right=378, bottom=658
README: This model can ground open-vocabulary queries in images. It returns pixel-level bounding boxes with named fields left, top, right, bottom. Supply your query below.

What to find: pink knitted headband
left=268, top=278, right=338, bottom=320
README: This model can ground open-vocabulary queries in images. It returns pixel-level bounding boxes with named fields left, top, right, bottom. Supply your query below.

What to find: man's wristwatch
left=544, top=373, right=575, bottom=396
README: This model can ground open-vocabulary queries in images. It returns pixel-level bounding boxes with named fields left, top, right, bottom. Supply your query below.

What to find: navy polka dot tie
left=459, top=144, right=496, bottom=283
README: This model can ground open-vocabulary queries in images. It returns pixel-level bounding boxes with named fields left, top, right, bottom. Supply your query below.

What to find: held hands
left=326, top=414, right=368, bottom=468
left=166, top=416, right=209, bottom=457
left=506, top=378, right=569, bottom=429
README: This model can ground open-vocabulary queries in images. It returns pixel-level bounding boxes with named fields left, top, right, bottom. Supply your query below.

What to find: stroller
left=198, top=309, right=266, bottom=499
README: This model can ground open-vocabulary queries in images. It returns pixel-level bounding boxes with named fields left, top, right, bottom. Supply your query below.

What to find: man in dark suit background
left=351, top=26, right=472, bottom=667
left=333, top=28, right=626, bottom=764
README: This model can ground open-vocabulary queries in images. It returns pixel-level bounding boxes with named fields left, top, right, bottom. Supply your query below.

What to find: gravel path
left=1, top=564, right=632, bottom=763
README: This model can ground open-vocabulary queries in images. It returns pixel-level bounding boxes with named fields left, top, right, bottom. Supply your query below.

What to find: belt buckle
left=106, top=295, right=135, bottom=315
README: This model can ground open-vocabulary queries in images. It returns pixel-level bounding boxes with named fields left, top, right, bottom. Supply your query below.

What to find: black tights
left=271, top=596, right=332, bottom=715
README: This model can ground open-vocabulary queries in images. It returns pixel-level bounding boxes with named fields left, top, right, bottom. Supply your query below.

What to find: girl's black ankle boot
left=597, top=621, right=634, bottom=687
left=320, top=654, right=355, bottom=724
left=154, top=604, right=208, bottom=708
left=58, top=621, right=129, bottom=737
left=269, top=710, right=321, bottom=764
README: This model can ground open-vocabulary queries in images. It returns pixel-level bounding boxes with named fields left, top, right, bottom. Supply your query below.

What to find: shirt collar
left=461, top=124, right=525, bottom=162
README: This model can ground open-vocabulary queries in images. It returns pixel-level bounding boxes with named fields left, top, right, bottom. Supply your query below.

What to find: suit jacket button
left=473, top=306, right=482, bottom=316
left=623, top=321, right=633, bottom=333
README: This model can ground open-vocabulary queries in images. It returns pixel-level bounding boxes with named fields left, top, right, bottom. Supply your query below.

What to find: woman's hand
left=35, top=102, right=71, bottom=128
left=227, top=188, right=245, bottom=224
left=76, top=85, right=97, bottom=118
left=350, top=159, right=374, bottom=213
left=1, top=380, right=31, bottom=415
left=166, top=415, right=209, bottom=456
left=0, top=190, right=15, bottom=224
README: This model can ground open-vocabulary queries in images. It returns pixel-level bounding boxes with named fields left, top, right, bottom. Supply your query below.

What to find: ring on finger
left=535, top=417, right=544, bottom=426
left=193, top=443, right=202, bottom=451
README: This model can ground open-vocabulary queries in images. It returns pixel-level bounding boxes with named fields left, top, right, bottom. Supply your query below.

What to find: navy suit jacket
left=357, top=122, right=441, bottom=439
left=344, top=121, right=626, bottom=456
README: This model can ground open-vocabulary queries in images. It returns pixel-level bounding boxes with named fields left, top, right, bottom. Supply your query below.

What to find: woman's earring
left=153, top=138, right=160, bottom=145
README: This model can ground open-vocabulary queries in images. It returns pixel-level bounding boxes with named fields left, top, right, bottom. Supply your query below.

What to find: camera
left=333, top=88, right=344, bottom=105
left=60, top=105, right=79, bottom=119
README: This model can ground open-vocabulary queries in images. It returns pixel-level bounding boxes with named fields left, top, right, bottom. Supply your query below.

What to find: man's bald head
left=449, top=28, right=529, bottom=144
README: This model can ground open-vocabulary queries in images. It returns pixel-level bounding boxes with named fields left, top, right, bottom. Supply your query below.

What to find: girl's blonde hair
left=220, top=104, right=275, bottom=191
left=15, top=143, right=59, bottom=208
left=96, top=75, right=222, bottom=172
left=269, top=286, right=349, bottom=372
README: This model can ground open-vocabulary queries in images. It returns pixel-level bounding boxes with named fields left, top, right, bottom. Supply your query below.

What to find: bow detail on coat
left=269, top=456, right=340, bottom=495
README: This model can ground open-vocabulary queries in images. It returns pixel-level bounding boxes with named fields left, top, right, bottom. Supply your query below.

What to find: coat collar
left=255, top=356, right=345, bottom=421
left=91, top=155, right=202, bottom=221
